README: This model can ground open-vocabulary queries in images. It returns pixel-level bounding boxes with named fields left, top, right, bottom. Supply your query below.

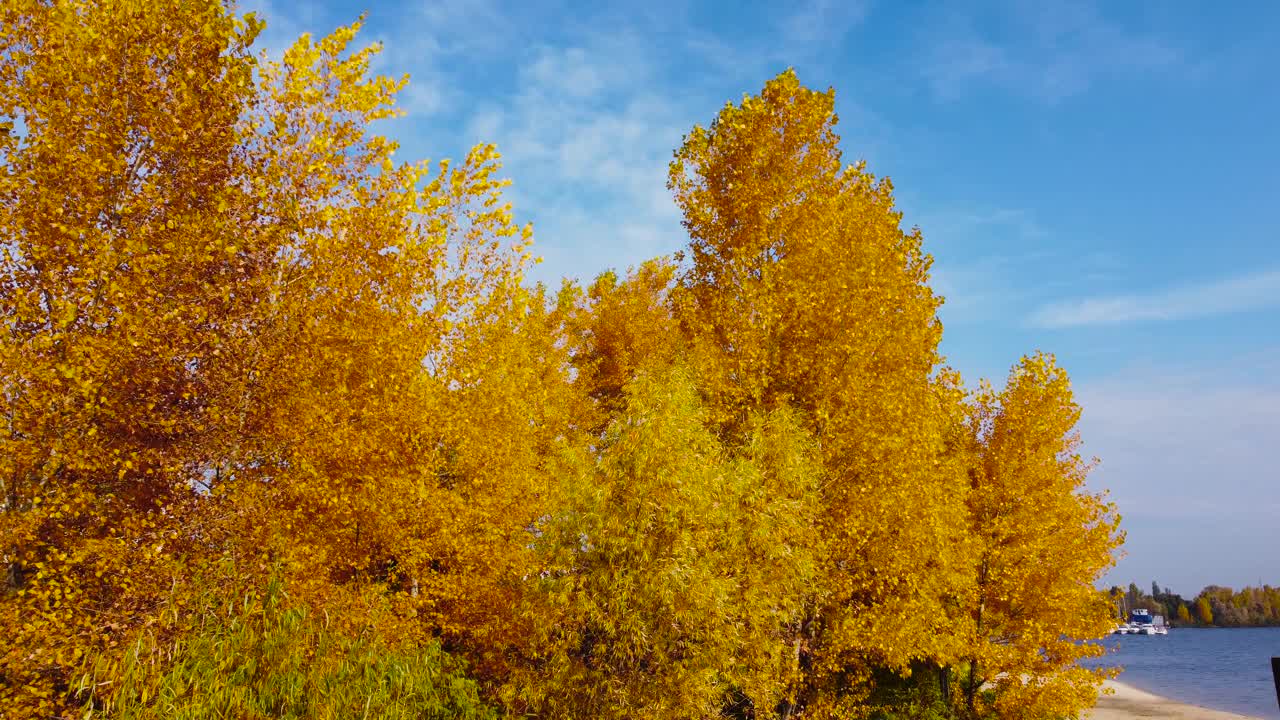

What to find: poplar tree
left=956, top=353, right=1123, bottom=719
left=669, top=70, right=972, bottom=715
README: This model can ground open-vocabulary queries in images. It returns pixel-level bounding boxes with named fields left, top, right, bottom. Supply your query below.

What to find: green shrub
left=79, top=574, right=494, bottom=720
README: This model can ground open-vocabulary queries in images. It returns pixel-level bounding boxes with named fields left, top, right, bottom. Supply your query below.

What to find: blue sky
left=245, top=0, right=1279, bottom=596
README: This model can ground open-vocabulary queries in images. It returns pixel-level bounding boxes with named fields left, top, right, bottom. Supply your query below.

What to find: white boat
left=1124, top=609, right=1169, bottom=635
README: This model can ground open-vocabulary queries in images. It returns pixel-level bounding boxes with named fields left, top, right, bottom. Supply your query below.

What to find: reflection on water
left=1086, top=627, right=1280, bottom=718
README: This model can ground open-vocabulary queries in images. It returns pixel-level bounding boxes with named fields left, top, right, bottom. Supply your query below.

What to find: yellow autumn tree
left=1196, top=596, right=1214, bottom=625
left=1, top=1, right=268, bottom=711
left=956, top=353, right=1122, bottom=719
left=561, top=258, right=684, bottom=432
left=0, top=0, right=561, bottom=713
left=509, top=366, right=821, bottom=720
left=669, top=69, right=972, bottom=715
left=1176, top=603, right=1192, bottom=624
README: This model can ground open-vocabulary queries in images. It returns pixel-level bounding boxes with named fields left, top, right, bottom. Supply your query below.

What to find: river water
left=1089, top=627, right=1280, bottom=718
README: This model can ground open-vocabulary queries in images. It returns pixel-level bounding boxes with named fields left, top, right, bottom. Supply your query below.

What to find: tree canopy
left=1, top=2, right=1123, bottom=719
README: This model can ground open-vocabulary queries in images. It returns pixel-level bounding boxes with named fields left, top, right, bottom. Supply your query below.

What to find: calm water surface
left=1089, top=627, right=1280, bottom=718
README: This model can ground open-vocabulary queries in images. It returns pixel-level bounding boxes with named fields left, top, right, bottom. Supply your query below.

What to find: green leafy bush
left=79, top=574, right=494, bottom=720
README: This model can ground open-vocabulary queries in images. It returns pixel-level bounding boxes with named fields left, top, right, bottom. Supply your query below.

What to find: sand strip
left=1087, top=680, right=1267, bottom=719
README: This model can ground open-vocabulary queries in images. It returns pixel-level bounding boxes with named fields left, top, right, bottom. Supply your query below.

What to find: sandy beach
left=1087, top=681, right=1267, bottom=720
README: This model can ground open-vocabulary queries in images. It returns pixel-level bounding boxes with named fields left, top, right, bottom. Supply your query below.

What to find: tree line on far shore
left=1111, top=582, right=1280, bottom=627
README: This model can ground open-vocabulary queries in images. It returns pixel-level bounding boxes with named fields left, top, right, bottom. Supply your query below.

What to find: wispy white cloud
left=365, top=0, right=512, bottom=120
left=921, top=0, right=1179, bottom=103
left=1077, top=357, right=1280, bottom=592
left=915, top=207, right=1048, bottom=242
left=237, top=0, right=693, bottom=285
left=1030, top=268, right=1280, bottom=328
left=414, top=0, right=511, bottom=53
left=915, top=206, right=1052, bottom=324
left=455, top=40, right=690, bottom=282
left=666, top=0, right=875, bottom=81
left=921, top=34, right=1009, bottom=100
left=782, top=0, right=872, bottom=50
left=237, top=0, right=323, bottom=59
left=931, top=253, right=1028, bottom=322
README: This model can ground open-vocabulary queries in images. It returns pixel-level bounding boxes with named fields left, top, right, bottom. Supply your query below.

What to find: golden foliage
left=509, top=367, right=820, bottom=720
left=562, top=258, right=684, bottom=430
left=956, top=353, right=1123, bottom=718
left=1, top=2, right=1124, bottom=716
left=1, top=0, right=554, bottom=713
left=669, top=69, right=973, bottom=713
left=1197, top=596, right=1214, bottom=625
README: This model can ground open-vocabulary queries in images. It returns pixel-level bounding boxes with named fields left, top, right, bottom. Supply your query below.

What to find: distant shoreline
left=1087, top=680, right=1267, bottom=720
